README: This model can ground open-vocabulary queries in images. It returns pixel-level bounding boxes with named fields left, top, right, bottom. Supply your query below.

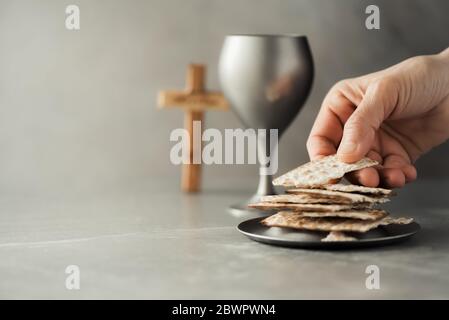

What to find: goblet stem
left=255, top=129, right=278, bottom=196
left=228, top=129, right=280, bottom=217
left=255, top=170, right=276, bottom=196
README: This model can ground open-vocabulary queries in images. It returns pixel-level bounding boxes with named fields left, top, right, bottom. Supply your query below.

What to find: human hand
left=307, top=48, right=449, bottom=188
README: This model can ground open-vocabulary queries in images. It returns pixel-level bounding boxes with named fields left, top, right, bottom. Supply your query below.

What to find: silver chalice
left=218, top=34, right=314, bottom=216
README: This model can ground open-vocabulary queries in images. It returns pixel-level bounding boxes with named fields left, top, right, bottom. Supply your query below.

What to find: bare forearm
left=432, top=48, right=449, bottom=147
left=436, top=48, right=449, bottom=139
left=436, top=47, right=449, bottom=97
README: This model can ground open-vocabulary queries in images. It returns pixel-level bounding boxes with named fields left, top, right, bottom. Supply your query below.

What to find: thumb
left=337, top=81, right=393, bottom=163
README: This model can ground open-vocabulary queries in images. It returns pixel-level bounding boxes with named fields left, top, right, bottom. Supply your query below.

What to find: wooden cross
left=158, top=64, right=228, bottom=193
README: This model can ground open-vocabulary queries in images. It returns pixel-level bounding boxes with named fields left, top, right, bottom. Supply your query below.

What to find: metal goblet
left=218, top=34, right=314, bottom=217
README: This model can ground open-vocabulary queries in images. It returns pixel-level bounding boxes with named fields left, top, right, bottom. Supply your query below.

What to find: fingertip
left=337, top=141, right=366, bottom=163
left=358, top=168, right=380, bottom=187
left=337, top=114, right=376, bottom=164
left=337, top=152, right=361, bottom=164
left=312, top=154, right=327, bottom=161
left=346, top=168, right=379, bottom=187
left=403, top=165, right=417, bottom=183
left=380, top=168, right=406, bottom=188
left=308, top=150, right=331, bottom=161
left=307, top=136, right=337, bottom=161
left=308, top=152, right=325, bottom=161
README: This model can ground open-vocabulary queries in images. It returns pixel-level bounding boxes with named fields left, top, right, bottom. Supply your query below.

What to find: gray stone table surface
left=0, top=177, right=448, bottom=299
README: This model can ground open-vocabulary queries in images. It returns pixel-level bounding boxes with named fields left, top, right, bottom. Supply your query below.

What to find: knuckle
left=333, top=79, right=351, bottom=91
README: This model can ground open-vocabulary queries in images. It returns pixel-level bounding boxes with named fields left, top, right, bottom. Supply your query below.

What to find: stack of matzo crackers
left=248, top=155, right=413, bottom=242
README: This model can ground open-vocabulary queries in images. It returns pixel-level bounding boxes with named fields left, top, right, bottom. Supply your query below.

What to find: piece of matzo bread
left=261, top=194, right=349, bottom=204
left=273, top=155, right=378, bottom=188
left=321, top=231, right=357, bottom=242
left=290, top=209, right=388, bottom=220
left=248, top=202, right=368, bottom=212
left=261, top=211, right=412, bottom=233
left=284, top=188, right=389, bottom=204
left=322, top=183, right=394, bottom=196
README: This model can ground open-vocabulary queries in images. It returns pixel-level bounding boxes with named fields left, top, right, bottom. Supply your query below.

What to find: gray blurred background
left=0, top=0, right=448, bottom=196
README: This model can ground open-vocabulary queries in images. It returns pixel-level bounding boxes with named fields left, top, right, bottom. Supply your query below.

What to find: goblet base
left=228, top=193, right=276, bottom=218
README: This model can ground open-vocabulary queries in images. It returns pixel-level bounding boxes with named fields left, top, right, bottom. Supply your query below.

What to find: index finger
left=306, top=92, right=356, bottom=160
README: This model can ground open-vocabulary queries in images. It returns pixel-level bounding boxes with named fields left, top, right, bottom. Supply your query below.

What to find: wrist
left=435, top=48, right=449, bottom=99
left=438, top=47, right=449, bottom=59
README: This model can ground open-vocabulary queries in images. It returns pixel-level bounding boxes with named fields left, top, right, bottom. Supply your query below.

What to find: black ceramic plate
left=237, top=217, right=420, bottom=249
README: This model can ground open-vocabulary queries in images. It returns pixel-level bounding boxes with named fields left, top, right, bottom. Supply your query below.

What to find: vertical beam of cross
left=158, top=64, right=228, bottom=192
